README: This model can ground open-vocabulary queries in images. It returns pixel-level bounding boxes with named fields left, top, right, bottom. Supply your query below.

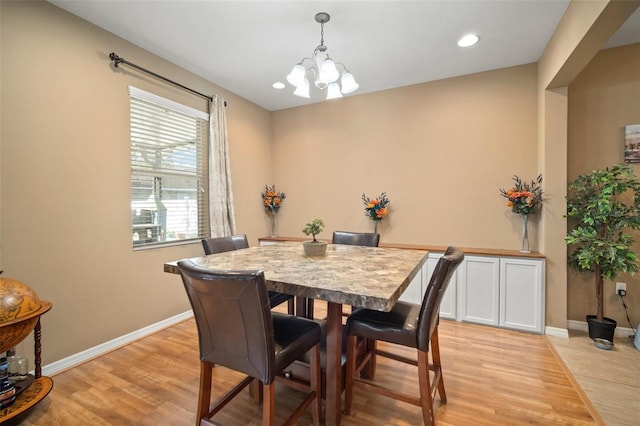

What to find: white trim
left=545, top=326, right=569, bottom=338
left=567, top=319, right=635, bottom=338
left=128, top=86, right=209, bottom=120
left=42, top=311, right=193, bottom=377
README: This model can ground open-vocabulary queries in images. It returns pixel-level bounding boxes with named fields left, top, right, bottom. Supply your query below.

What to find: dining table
left=164, top=240, right=428, bottom=425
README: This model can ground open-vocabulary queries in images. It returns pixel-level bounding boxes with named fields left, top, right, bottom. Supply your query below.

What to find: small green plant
left=565, top=164, right=640, bottom=322
left=302, top=218, right=324, bottom=242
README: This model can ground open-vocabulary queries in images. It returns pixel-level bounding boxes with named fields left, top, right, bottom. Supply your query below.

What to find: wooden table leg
left=295, top=296, right=309, bottom=318
left=325, top=302, right=342, bottom=425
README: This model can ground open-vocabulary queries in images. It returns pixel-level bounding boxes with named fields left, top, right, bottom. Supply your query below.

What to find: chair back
left=332, top=231, right=380, bottom=247
left=178, top=260, right=276, bottom=384
left=416, top=247, right=464, bottom=352
left=201, top=234, right=249, bottom=255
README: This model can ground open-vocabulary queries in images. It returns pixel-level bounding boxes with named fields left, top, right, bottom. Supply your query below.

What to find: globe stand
left=0, top=278, right=53, bottom=422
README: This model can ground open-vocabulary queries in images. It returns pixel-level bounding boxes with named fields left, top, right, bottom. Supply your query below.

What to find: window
left=129, top=87, right=209, bottom=248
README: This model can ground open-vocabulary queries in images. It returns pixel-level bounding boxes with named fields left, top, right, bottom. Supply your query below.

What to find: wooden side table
left=0, top=301, right=52, bottom=422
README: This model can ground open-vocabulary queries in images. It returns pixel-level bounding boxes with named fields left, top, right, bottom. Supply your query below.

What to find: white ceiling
left=49, top=1, right=640, bottom=112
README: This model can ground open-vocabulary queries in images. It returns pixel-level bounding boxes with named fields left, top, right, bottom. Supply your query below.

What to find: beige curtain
left=208, top=96, right=236, bottom=236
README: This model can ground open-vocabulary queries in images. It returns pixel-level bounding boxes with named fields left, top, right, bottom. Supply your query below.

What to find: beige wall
left=535, top=0, right=638, bottom=330
left=567, top=43, right=640, bottom=325
left=1, top=0, right=638, bottom=368
left=0, top=1, right=273, bottom=364
left=271, top=65, right=540, bottom=248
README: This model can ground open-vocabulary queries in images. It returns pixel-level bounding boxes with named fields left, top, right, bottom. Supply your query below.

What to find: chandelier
left=286, top=12, right=359, bottom=100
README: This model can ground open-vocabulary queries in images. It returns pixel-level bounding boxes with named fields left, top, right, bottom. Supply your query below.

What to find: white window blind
left=129, top=86, right=209, bottom=248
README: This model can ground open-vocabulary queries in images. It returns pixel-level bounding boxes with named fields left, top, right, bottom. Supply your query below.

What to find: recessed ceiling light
left=272, top=82, right=286, bottom=89
left=458, top=34, right=479, bottom=48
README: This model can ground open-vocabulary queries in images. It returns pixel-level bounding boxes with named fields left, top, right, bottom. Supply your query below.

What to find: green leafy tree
left=565, top=164, right=640, bottom=321
left=302, top=219, right=324, bottom=242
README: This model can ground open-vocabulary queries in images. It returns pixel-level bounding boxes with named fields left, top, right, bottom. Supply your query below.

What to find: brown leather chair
left=201, top=234, right=249, bottom=254
left=201, top=235, right=295, bottom=315
left=332, top=231, right=380, bottom=247
left=303, top=231, right=380, bottom=319
left=178, top=260, right=321, bottom=426
left=344, top=246, right=464, bottom=425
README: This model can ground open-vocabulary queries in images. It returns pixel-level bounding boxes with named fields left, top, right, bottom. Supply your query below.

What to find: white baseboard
left=567, top=319, right=589, bottom=333
left=544, top=326, right=569, bottom=338
left=42, top=310, right=193, bottom=377
left=567, top=319, right=635, bottom=338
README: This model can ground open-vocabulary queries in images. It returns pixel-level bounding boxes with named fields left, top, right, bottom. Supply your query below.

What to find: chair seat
left=347, top=301, right=420, bottom=349
left=295, top=320, right=348, bottom=368
left=282, top=320, right=370, bottom=400
left=273, top=313, right=321, bottom=372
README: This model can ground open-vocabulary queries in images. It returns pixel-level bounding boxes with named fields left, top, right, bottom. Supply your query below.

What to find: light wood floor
left=548, top=329, right=640, bottom=426
left=7, top=302, right=602, bottom=425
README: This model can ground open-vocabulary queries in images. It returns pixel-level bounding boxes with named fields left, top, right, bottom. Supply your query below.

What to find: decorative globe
left=0, top=278, right=52, bottom=353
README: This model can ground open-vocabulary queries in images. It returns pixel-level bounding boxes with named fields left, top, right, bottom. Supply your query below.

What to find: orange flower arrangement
left=362, top=192, right=390, bottom=222
left=499, top=175, right=543, bottom=215
left=261, top=185, right=285, bottom=214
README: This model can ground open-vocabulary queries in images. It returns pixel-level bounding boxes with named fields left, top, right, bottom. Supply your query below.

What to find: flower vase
left=373, top=221, right=379, bottom=234
left=520, top=214, right=530, bottom=253
left=270, top=212, right=278, bottom=237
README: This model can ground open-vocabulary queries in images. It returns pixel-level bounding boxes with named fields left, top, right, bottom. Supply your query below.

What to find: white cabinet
left=259, top=240, right=284, bottom=246
left=458, top=256, right=501, bottom=326
left=398, top=261, right=425, bottom=303
left=500, top=257, right=545, bottom=333
left=457, top=255, right=545, bottom=333
left=403, top=252, right=545, bottom=334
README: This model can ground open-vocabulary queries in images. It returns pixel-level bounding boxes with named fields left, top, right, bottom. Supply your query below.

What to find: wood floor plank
left=5, top=303, right=598, bottom=425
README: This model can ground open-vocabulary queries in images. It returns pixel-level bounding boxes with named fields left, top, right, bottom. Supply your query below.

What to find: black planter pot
left=586, top=315, right=617, bottom=342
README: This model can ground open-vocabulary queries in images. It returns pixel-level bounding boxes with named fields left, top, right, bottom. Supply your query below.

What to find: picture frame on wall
left=624, top=124, right=640, bottom=163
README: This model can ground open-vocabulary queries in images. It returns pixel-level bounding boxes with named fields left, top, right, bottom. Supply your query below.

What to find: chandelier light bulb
left=293, top=78, right=310, bottom=98
left=319, top=58, right=339, bottom=85
left=326, top=82, right=343, bottom=100
left=287, top=63, right=306, bottom=86
left=340, top=71, right=359, bottom=94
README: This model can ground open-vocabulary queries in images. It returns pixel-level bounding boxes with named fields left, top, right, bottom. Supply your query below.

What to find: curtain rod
left=109, top=52, right=226, bottom=106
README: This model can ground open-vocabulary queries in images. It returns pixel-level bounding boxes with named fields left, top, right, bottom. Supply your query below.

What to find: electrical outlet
left=616, top=282, right=627, bottom=295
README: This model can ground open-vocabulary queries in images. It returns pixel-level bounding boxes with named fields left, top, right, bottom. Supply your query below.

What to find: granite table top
left=165, top=241, right=428, bottom=312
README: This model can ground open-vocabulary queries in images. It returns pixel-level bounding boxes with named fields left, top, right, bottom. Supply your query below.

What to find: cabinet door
left=259, top=240, right=282, bottom=246
left=458, top=256, right=500, bottom=326
left=500, top=258, right=545, bottom=333
left=399, top=261, right=424, bottom=304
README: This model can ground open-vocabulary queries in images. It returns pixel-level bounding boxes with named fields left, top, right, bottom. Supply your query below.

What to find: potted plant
left=302, top=218, right=327, bottom=256
left=565, top=164, right=640, bottom=343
